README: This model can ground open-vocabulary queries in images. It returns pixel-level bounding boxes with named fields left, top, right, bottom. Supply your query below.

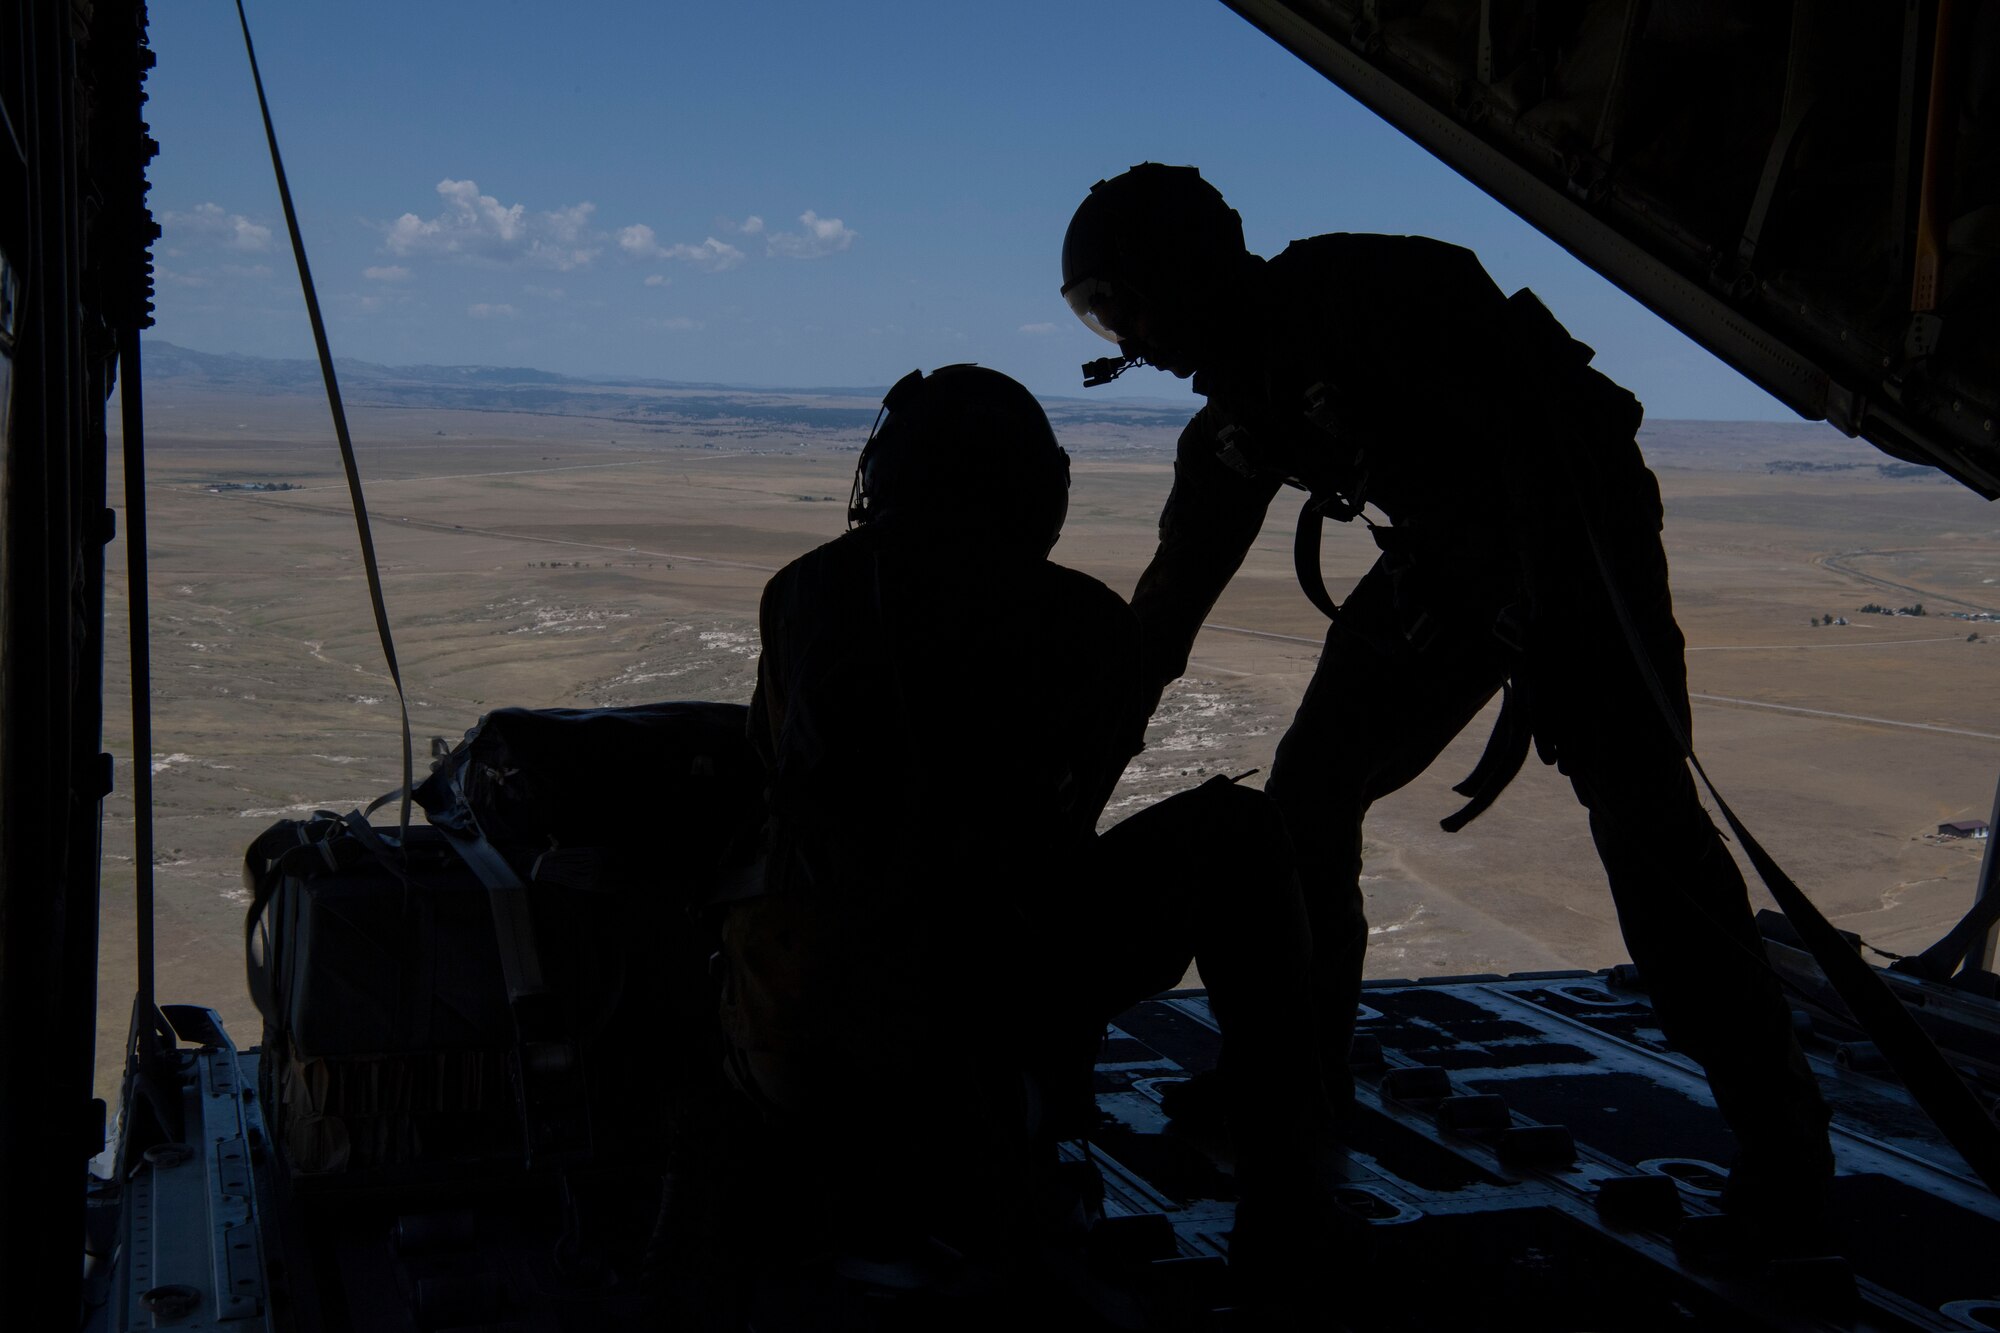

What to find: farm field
left=93, top=362, right=2000, bottom=1098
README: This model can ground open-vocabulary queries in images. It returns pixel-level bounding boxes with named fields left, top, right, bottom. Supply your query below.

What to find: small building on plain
left=1938, top=820, right=1990, bottom=839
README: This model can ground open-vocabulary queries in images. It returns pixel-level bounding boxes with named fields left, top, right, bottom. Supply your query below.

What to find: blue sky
left=144, top=0, right=1792, bottom=418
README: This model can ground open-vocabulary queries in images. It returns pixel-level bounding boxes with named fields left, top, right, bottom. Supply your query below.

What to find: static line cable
left=1575, top=505, right=2000, bottom=1198
left=118, top=330, right=172, bottom=1059
left=234, top=0, right=413, bottom=835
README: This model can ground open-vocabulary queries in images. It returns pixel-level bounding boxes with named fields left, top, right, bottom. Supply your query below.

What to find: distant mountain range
left=137, top=340, right=1194, bottom=434
left=143, top=339, right=788, bottom=395
left=139, top=341, right=1932, bottom=478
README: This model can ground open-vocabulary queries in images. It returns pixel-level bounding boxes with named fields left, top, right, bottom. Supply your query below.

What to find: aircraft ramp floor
left=99, top=961, right=2000, bottom=1331
left=1077, top=967, right=2000, bottom=1330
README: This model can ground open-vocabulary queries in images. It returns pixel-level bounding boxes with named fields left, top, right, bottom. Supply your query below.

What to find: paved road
left=1687, top=635, right=1969, bottom=651
left=1815, top=547, right=2000, bottom=616
left=1688, top=694, right=2000, bottom=742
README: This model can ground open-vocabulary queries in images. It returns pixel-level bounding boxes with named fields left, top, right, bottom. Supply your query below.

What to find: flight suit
left=1131, top=234, right=1831, bottom=1176
left=724, top=519, right=1333, bottom=1241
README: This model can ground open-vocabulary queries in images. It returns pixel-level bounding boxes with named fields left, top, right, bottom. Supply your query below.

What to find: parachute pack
left=243, top=701, right=763, bottom=1177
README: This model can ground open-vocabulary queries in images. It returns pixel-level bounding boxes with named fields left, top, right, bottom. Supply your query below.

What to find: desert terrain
left=94, top=348, right=2000, bottom=1100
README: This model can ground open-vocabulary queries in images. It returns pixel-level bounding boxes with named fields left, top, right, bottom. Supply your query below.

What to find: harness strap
left=1297, top=496, right=1531, bottom=830
left=1441, top=681, right=1532, bottom=834
left=439, top=818, right=550, bottom=1005
left=1292, top=501, right=1344, bottom=622
left=1507, top=281, right=2000, bottom=1186
left=431, top=775, right=592, bottom=1166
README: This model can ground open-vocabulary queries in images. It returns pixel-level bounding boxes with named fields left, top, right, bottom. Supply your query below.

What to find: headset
left=847, top=367, right=931, bottom=528
left=846, top=364, right=1071, bottom=550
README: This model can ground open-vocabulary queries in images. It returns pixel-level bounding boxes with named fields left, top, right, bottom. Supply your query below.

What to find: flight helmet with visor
left=1060, top=163, right=1248, bottom=370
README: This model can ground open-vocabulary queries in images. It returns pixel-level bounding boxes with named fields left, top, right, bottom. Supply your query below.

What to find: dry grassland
left=96, top=390, right=2000, bottom=1098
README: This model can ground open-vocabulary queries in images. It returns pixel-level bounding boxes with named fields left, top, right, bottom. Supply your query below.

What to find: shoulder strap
left=432, top=777, right=591, bottom=1167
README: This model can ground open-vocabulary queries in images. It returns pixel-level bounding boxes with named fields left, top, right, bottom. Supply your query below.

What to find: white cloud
left=674, top=238, right=745, bottom=269
left=1019, top=322, right=1059, bottom=335
left=363, top=265, right=411, bottom=282
left=716, top=214, right=764, bottom=236
left=643, top=273, right=670, bottom=287
left=346, top=285, right=413, bottom=315
left=164, top=202, right=273, bottom=253
left=617, top=224, right=659, bottom=257
left=386, top=179, right=602, bottom=270
left=523, top=284, right=565, bottom=301
left=618, top=223, right=744, bottom=271
left=766, top=210, right=856, bottom=259
left=467, top=303, right=517, bottom=319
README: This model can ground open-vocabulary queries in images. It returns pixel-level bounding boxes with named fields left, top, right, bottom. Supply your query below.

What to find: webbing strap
left=1900, top=876, right=2000, bottom=981
left=1502, top=280, right=1999, bottom=1187
left=1296, top=499, right=1529, bottom=832
left=428, top=766, right=597, bottom=1166
left=234, top=0, right=413, bottom=837
left=1580, top=516, right=2000, bottom=1195
left=439, top=820, right=550, bottom=1004
left=1441, top=681, right=1531, bottom=834
left=1292, top=501, right=1344, bottom=622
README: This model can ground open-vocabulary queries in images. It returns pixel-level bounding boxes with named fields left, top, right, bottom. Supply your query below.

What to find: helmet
left=847, top=364, right=1071, bottom=553
left=1060, top=163, right=1247, bottom=352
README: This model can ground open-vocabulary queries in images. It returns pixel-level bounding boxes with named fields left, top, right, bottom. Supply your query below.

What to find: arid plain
left=95, top=355, right=2000, bottom=1097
